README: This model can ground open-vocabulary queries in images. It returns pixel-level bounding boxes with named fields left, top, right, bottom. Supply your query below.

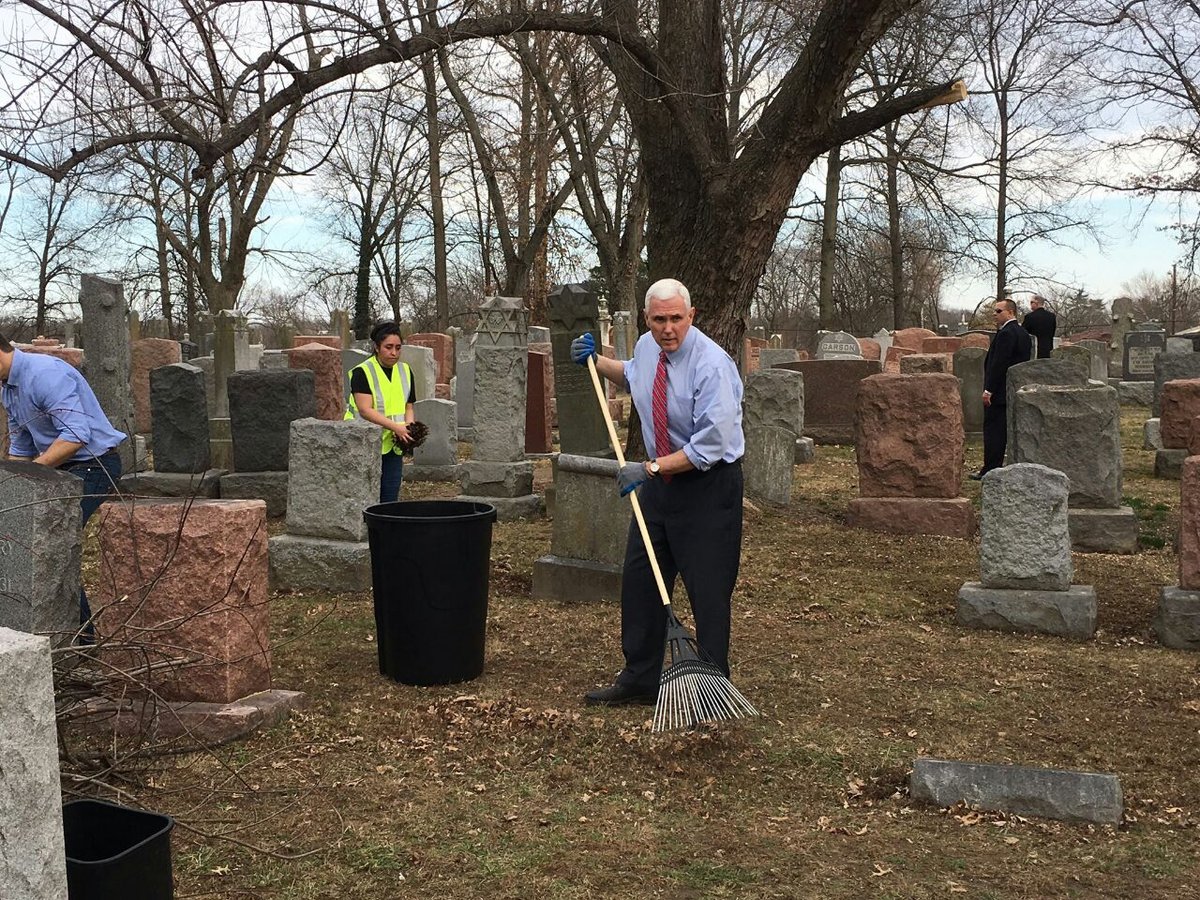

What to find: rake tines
left=652, top=610, right=758, bottom=733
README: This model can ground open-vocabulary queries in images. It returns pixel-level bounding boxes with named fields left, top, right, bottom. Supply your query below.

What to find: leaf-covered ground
left=77, top=411, right=1200, bottom=898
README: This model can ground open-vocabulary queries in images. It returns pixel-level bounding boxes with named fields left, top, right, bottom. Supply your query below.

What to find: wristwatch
left=647, top=460, right=661, bottom=477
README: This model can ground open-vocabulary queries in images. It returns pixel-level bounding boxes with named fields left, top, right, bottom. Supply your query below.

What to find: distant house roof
left=1176, top=324, right=1200, bottom=336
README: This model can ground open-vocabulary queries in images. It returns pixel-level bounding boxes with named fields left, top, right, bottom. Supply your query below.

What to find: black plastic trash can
left=364, top=499, right=498, bottom=686
left=62, top=799, right=174, bottom=900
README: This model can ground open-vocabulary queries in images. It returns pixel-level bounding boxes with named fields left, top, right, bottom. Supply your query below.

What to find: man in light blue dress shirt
left=576, top=278, right=745, bottom=706
left=1, top=332, right=127, bottom=628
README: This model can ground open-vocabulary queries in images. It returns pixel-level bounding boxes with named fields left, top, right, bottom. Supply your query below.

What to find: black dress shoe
left=584, top=682, right=657, bottom=706
left=968, top=471, right=983, bottom=481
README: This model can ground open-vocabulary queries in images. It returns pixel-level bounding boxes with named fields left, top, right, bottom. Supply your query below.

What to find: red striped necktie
left=653, top=350, right=672, bottom=480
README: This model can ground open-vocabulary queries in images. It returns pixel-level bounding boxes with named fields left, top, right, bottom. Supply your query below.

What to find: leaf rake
left=585, top=354, right=759, bottom=732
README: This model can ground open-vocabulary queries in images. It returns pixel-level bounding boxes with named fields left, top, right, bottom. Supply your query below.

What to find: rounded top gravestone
left=815, top=331, right=863, bottom=361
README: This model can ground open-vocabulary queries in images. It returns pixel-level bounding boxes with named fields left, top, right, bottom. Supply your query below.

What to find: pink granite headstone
left=847, top=373, right=974, bottom=537
left=899, top=353, right=953, bottom=375
left=892, top=327, right=938, bottom=351
left=435, top=383, right=452, bottom=400
left=922, top=337, right=962, bottom=354
left=857, top=338, right=882, bottom=361
left=1181, top=457, right=1200, bottom=589
left=855, top=373, right=964, bottom=498
left=406, top=333, right=454, bottom=383
left=292, top=335, right=342, bottom=350
left=525, top=350, right=553, bottom=453
left=961, top=332, right=991, bottom=350
left=20, top=344, right=84, bottom=369
left=884, top=345, right=917, bottom=374
left=288, top=343, right=343, bottom=420
left=131, top=338, right=183, bottom=433
left=1160, top=379, right=1200, bottom=449
left=95, top=499, right=271, bottom=703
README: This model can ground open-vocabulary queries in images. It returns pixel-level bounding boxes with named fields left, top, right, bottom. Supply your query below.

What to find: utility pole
left=1171, top=264, right=1178, bottom=335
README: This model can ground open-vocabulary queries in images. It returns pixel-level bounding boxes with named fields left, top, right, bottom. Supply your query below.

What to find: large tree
left=1, top=0, right=956, bottom=354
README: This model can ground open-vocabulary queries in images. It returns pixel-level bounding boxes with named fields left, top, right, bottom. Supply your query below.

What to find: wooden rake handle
left=585, top=354, right=673, bottom=609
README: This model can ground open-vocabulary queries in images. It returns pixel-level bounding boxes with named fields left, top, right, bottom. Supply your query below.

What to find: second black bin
left=63, top=798, right=174, bottom=900
left=364, top=499, right=497, bottom=685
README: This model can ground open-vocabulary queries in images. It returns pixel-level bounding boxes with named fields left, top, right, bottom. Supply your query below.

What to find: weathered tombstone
left=1124, top=329, right=1165, bottom=381
left=547, top=284, right=610, bottom=457
left=96, top=499, right=271, bottom=701
left=406, top=333, right=454, bottom=383
left=856, top=338, right=881, bottom=361
left=400, top=343, right=436, bottom=404
left=179, top=336, right=198, bottom=362
left=1004, top=357, right=1089, bottom=465
left=289, top=343, right=343, bottom=420
left=922, top=337, right=962, bottom=354
left=911, top=758, right=1122, bottom=826
left=958, top=464, right=1097, bottom=639
left=899, top=353, right=952, bottom=374
left=954, top=347, right=986, bottom=437
left=330, top=309, right=353, bottom=351
left=259, top=349, right=290, bottom=371
left=213, top=308, right=245, bottom=417
left=847, top=374, right=975, bottom=538
left=873, top=328, right=893, bottom=360
left=459, top=297, right=541, bottom=519
left=527, top=325, right=551, bottom=344
left=227, top=369, right=316, bottom=473
left=190, top=355, right=217, bottom=417
left=1153, top=352, right=1200, bottom=416
left=1076, top=339, right=1110, bottom=381
left=532, top=454, right=632, bottom=602
left=611, top=311, right=633, bottom=360
left=292, top=334, right=341, bottom=350
left=892, top=327, right=938, bottom=351
left=815, top=330, right=864, bottom=360
left=0, top=627, right=68, bottom=899
left=341, top=347, right=371, bottom=405
left=408, top=398, right=459, bottom=479
left=743, top=369, right=805, bottom=504
left=78, top=274, right=134, bottom=470
left=1051, top=344, right=1093, bottom=377
left=131, top=338, right=183, bottom=434
left=1012, top=384, right=1136, bottom=553
left=759, top=348, right=801, bottom=370
left=0, top=461, right=81, bottom=640
left=150, top=363, right=210, bottom=473
left=775, top=359, right=882, bottom=444
left=267, top=418, right=380, bottom=591
left=456, top=356, right=476, bottom=432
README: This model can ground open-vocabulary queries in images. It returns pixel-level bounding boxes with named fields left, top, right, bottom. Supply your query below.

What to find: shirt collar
left=4, top=347, right=25, bottom=387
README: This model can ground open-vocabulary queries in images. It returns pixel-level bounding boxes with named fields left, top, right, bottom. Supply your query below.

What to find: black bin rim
left=364, top=499, right=497, bottom=525
left=62, top=798, right=174, bottom=866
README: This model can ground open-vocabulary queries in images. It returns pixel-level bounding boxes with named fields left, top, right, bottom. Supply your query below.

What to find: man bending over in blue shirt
left=0, top=331, right=127, bottom=629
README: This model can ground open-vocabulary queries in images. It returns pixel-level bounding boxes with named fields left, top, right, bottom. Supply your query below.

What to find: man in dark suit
left=972, top=298, right=1033, bottom=479
left=1022, top=294, right=1056, bottom=359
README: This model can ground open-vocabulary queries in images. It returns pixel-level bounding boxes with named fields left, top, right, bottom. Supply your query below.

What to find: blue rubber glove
left=617, top=461, right=647, bottom=497
left=570, top=332, right=596, bottom=366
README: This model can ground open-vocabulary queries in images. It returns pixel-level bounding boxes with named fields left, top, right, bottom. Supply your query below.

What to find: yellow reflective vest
left=344, top=357, right=414, bottom=455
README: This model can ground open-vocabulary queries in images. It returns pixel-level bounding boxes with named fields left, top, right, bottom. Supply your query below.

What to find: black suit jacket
left=983, top=320, right=1033, bottom=404
left=1022, top=307, right=1056, bottom=359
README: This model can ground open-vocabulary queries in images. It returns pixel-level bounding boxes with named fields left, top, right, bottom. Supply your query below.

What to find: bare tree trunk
left=422, top=55, right=449, bottom=332
left=885, top=126, right=906, bottom=329
left=818, top=145, right=842, bottom=331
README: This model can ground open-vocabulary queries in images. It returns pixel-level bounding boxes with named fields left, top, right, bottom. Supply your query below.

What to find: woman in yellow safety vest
left=344, top=322, right=416, bottom=502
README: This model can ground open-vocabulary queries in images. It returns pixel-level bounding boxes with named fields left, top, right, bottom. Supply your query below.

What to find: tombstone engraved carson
left=1123, top=329, right=1165, bottom=381
left=547, top=283, right=610, bottom=457
left=815, top=330, right=864, bottom=360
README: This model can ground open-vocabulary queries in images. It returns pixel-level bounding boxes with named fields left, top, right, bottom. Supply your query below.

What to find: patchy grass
left=71, top=412, right=1200, bottom=899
